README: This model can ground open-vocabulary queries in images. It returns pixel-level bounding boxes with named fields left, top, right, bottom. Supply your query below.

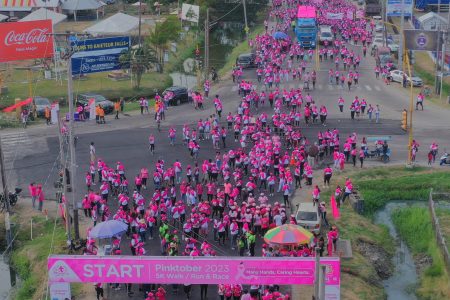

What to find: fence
left=428, top=189, right=450, bottom=273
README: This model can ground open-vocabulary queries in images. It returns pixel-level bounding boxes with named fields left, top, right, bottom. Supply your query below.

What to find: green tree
left=119, top=46, right=158, bottom=89
left=147, top=16, right=180, bottom=73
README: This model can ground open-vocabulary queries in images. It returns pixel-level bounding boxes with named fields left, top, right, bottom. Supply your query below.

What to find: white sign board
left=326, top=12, right=344, bottom=20
left=181, top=3, right=199, bottom=23
left=386, top=0, right=413, bottom=17
left=50, top=282, right=71, bottom=300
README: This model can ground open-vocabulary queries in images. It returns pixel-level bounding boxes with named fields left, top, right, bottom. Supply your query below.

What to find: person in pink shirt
left=29, top=182, right=37, bottom=209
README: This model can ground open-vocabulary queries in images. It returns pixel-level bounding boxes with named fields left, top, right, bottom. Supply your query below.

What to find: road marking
left=0, top=130, right=27, bottom=169
left=317, top=84, right=323, bottom=90
left=374, top=85, right=381, bottom=91
left=365, top=85, right=372, bottom=91
left=231, top=86, right=238, bottom=92
left=327, top=85, right=334, bottom=90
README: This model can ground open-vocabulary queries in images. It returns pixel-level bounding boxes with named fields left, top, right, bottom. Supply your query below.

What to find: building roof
left=35, top=0, right=60, bottom=8
left=61, top=0, right=103, bottom=11
left=20, top=8, right=67, bottom=25
left=84, top=12, right=138, bottom=35
left=418, top=12, right=448, bottom=24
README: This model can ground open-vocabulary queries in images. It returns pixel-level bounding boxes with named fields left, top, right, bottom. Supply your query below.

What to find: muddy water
left=374, top=202, right=418, bottom=300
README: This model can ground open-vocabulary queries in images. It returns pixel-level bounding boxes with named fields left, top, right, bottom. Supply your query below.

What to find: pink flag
left=331, top=196, right=340, bottom=219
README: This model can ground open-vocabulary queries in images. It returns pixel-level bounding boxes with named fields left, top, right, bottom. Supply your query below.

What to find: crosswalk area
left=0, top=131, right=28, bottom=170
left=230, top=82, right=384, bottom=92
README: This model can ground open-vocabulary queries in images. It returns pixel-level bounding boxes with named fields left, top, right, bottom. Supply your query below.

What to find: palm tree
left=119, top=46, right=158, bottom=89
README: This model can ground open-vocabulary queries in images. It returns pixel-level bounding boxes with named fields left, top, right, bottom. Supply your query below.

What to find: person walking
left=114, top=100, right=120, bottom=119
left=359, top=148, right=365, bottom=168
left=375, top=105, right=380, bottom=123
left=44, top=106, right=51, bottom=125
left=94, top=283, right=104, bottom=300
left=90, top=142, right=96, bottom=163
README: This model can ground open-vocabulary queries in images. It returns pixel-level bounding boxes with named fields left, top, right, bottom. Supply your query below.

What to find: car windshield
left=321, top=32, right=332, bottom=37
left=297, top=211, right=318, bottom=221
left=35, top=98, right=49, bottom=105
left=299, top=27, right=316, bottom=33
left=92, top=95, right=106, bottom=102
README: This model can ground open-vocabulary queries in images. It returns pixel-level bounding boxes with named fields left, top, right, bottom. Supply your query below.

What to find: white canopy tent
left=84, top=12, right=139, bottom=36
left=61, top=0, right=104, bottom=21
left=20, top=8, right=67, bottom=25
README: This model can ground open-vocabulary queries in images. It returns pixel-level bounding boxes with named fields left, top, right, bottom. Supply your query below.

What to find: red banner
left=2, top=97, right=33, bottom=112
left=0, top=20, right=54, bottom=62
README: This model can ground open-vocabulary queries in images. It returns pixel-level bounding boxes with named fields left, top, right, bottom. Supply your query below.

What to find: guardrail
left=429, top=189, right=450, bottom=273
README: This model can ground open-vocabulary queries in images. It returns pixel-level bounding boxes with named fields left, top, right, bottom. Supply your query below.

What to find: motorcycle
left=440, top=153, right=450, bottom=166
left=0, top=188, right=22, bottom=211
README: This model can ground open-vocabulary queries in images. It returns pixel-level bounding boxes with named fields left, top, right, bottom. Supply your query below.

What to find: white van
left=318, top=26, right=333, bottom=44
left=319, top=26, right=333, bottom=44
left=295, top=202, right=321, bottom=234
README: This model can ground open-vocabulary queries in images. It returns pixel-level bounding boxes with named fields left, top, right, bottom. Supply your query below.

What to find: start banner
left=48, top=255, right=340, bottom=285
left=0, top=20, right=54, bottom=62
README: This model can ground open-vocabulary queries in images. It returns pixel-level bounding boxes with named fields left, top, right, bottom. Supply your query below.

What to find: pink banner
left=331, top=196, right=340, bottom=219
left=48, top=256, right=340, bottom=286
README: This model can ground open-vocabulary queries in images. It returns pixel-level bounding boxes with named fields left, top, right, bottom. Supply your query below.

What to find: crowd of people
left=43, top=0, right=445, bottom=299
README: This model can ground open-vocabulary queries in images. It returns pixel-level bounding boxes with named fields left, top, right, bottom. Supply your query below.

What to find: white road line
left=231, top=86, right=238, bottom=92
left=374, top=85, right=381, bottom=91
left=365, top=85, right=372, bottom=91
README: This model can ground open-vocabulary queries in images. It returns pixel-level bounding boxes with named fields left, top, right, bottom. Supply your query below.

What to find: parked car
left=389, top=70, right=423, bottom=86
left=295, top=202, right=321, bottom=235
left=33, top=96, right=51, bottom=117
left=76, top=93, right=114, bottom=114
left=236, top=53, right=257, bottom=68
left=162, top=86, right=189, bottom=106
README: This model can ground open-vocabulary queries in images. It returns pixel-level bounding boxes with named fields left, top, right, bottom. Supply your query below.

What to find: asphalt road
left=5, top=13, right=450, bottom=300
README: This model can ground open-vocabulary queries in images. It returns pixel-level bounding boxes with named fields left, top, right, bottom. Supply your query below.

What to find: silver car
left=389, top=70, right=423, bottom=86
left=295, top=202, right=321, bottom=235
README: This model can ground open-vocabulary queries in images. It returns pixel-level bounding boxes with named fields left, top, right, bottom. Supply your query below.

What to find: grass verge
left=315, top=168, right=396, bottom=299
left=7, top=204, right=68, bottom=300
left=392, top=207, right=450, bottom=300
left=436, top=208, right=450, bottom=256
left=0, top=70, right=172, bottom=107
left=353, top=167, right=450, bottom=216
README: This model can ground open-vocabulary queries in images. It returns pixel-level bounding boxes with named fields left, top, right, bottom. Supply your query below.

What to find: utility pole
left=314, top=247, right=320, bottom=299
left=242, top=0, right=249, bottom=39
left=439, top=8, right=450, bottom=102
left=138, top=0, right=142, bottom=48
left=398, top=0, right=405, bottom=71
left=435, top=0, right=442, bottom=93
left=57, top=111, right=71, bottom=242
left=204, top=8, right=209, bottom=82
left=0, top=136, right=12, bottom=251
left=318, top=265, right=327, bottom=300
left=67, top=62, right=79, bottom=240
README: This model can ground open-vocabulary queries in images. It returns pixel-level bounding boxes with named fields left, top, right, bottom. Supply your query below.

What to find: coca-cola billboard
left=0, top=20, right=54, bottom=62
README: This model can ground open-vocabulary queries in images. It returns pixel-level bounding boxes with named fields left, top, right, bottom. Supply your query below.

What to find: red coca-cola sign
left=0, top=20, right=54, bottom=62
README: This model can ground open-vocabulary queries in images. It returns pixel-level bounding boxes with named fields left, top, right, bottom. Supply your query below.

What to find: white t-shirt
left=274, top=214, right=283, bottom=226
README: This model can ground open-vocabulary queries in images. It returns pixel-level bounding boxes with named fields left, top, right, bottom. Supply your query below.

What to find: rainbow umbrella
left=264, top=224, right=313, bottom=245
